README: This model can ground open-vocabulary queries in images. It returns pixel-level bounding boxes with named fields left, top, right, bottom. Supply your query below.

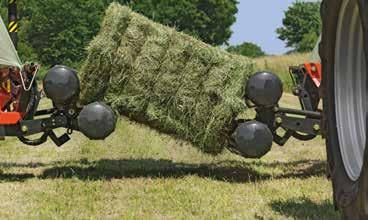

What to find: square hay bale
left=79, top=3, right=255, bottom=154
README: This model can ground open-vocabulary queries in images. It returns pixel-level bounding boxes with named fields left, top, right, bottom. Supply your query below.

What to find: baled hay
left=79, top=3, right=255, bottom=154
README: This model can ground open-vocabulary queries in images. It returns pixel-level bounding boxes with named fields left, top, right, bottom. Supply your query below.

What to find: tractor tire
left=320, top=0, right=368, bottom=218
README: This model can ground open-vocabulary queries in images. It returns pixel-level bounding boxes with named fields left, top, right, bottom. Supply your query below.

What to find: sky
left=229, top=0, right=316, bottom=55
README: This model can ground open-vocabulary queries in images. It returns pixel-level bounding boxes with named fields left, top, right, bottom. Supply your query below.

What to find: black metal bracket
left=16, top=114, right=72, bottom=146
left=245, top=66, right=323, bottom=146
left=254, top=106, right=322, bottom=146
left=275, top=114, right=321, bottom=135
left=2, top=108, right=80, bottom=146
left=48, top=131, right=71, bottom=147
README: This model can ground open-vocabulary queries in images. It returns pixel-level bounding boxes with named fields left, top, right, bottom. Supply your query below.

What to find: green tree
left=298, top=31, right=319, bottom=52
left=124, top=0, right=238, bottom=46
left=25, top=0, right=106, bottom=67
left=276, top=1, right=321, bottom=53
left=2, top=0, right=238, bottom=66
left=0, top=5, right=6, bottom=19
left=1, top=1, right=39, bottom=61
left=227, top=42, right=265, bottom=58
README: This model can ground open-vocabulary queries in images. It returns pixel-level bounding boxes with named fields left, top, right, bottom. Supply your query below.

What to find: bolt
left=68, top=109, right=76, bottom=116
left=311, top=66, right=317, bottom=72
left=21, top=125, right=28, bottom=133
left=313, top=124, right=321, bottom=131
left=276, top=117, right=283, bottom=124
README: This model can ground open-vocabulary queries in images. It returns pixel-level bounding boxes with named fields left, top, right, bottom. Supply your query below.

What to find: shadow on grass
left=270, top=197, right=339, bottom=219
left=0, top=159, right=326, bottom=183
left=0, top=173, right=35, bottom=182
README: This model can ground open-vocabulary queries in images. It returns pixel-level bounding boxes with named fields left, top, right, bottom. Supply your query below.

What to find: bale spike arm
left=230, top=64, right=323, bottom=158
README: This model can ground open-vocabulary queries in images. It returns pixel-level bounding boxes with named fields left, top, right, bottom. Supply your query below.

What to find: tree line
left=0, top=0, right=321, bottom=66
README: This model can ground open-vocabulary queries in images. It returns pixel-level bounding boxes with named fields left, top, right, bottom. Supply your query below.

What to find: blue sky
left=229, top=0, right=316, bottom=55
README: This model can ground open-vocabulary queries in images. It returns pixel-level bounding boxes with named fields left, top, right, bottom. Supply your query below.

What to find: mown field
left=0, top=54, right=339, bottom=219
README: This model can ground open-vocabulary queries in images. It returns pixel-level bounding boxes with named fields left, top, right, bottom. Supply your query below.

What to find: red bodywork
left=0, top=67, right=24, bottom=125
left=304, top=63, right=322, bottom=87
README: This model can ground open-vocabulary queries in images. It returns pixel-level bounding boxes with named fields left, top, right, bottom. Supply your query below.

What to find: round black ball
left=233, top=121, right=273, bottom=158
left=246, top=71, right=283, bottom=106
left=43, top=65, right=80, bottom=108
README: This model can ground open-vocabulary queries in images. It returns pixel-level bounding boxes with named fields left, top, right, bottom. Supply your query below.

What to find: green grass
left=0, top=94, right=339, bottom=219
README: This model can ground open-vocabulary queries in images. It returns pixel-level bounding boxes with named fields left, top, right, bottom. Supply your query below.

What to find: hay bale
left=79, top=3, right=255, bottom=154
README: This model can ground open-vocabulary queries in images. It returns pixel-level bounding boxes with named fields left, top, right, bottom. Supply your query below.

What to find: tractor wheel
left=320, top=0, right=368, bottom=218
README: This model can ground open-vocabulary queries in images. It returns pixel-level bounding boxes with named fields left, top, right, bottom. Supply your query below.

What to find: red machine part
left=303, top=63, right=322, bottom=87
left=0, top=67, right=23, bottom=125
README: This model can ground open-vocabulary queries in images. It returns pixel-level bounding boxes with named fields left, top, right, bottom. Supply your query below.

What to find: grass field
left=0, top=92, right=339, bottom=219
